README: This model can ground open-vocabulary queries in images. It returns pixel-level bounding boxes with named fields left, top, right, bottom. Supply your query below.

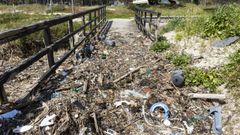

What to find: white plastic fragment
left=13, top=125, right=33, bottom=133
left=74, top=114, right=79, bottom=118
left=114, top=100, right=136, bottom=107
left=163, top=119, right=171, bottom=127
left=183, top=121, right=194, bottom=134
left=104, top=129, right=118, bottom=135
left=121, top=90, right=149, bottom=99
left=45, top=126, right=51, bottom=131
left=79, top=127, right=87, bottom=135
left=0, top=109, right=21, bottom=120
left=39, top=114, right=56, bottom=127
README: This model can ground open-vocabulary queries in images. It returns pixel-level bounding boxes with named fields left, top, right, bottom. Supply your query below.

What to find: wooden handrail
left=0, top=6, right=107, bottom=105
left=135, top=6, right=161, bottom=41
left=0, top=6, right=105, bottom=45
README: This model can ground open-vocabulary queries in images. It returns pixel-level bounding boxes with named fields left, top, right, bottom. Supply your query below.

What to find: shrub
left=167, top=52, right=191, bottom=67
left=224, top=49, right=240, bottom=88
left=184, top=68, right=223, bottom=91
left=159, top=18, right=185, bottom=34
left=179, top=4, right=240, bottom=39
left=150, top=36, right=170, bottom=52
left=202, top=4, right=240, bottom=39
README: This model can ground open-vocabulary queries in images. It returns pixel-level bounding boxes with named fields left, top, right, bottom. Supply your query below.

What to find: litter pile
left=0, top=22, right=226, bottom=135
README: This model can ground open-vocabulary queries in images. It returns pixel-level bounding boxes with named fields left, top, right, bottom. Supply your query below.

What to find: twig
left=54, top=110, right=70, bottom=135
left=91, top=112, right=99, bottom=133
left=113, top=66, right=143, bottom=83
left=83, top=80, right=88, bottom=93
left=32, top=102, right=49, bottom=125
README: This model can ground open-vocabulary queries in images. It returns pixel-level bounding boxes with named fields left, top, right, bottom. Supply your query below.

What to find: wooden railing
left=0, top=6, right=107, bottom=105
left=135, top=6, right=161, bottom=41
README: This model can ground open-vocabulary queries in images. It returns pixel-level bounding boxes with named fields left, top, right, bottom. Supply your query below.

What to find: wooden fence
left=135, top=6, right=161, bottom=41
left=0, top=6, right=107, bottom=105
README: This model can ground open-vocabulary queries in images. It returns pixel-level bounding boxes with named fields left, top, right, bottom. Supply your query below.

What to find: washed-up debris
left=0, top=109, right=21, bottom=120
left=188, top=93, right=226, bottom=100
left=79, top=127, right=87, bottom=135
left=71, top=87, right=83, bottom=92
left=150, top=102, right=171, bottom=126
left=183, top=121, right=194, bottom=134
left=121, top=90, right=149, bottom=99
left=114, top=100, right=137, bottom=107
left=39, top=114, right=56, bottom=127
left=212, top=36, right=240, bottom=47
left=113, top=66, right=143, bottom=83
left=99, top=34, right=106, bottom=41
left=208, top=106, right=222, bottom=134
left=13, top=125, right=33, bottom=133
left=51, top=92, right=62, bottom=99
left=76, top=43, right=95, bottom=61
left=104, top=129, right=118, bottom=135
left=171, top=70, right=184, bottom=87
left=103, top=38, right=116, bottom=47
left=61, top=70, right=68, bottom=77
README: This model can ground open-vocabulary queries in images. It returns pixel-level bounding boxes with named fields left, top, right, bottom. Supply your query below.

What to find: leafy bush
left=159, top=18, right=185, bottom=34
left=46, top=5, right=66, bottom=13
left=202, top=4, right=240, bottom=39
left=150, top=36, right=170, bottom=52
left=179, top=4, right=240, bottom=39
left=224, top=49, right=240, bottom=88
left=167, top=52, right=191, bottom=66
left=175, top=32, right=184, bottom=41
left=184, top=68, right=223, bottom=91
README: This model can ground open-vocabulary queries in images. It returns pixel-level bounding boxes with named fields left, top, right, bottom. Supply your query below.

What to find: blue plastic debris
left=150, top=102, right=171, bottom=126
left=212, top=36, right=240, bottom=48
left=208, top=106, right=222, bottom=134
left=171, top=70, right=184, bottom=87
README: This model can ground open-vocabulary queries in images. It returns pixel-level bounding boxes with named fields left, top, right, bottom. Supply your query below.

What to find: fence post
left=150, top=13, right=153, bottom=30
left=98, top=8, right=101, bottom=24
left=104, top=6, right=106, bottom=22
left=83, top=15, right=86, bottom=36
left=43, top=27, right=55, bottom=68
left=89, top=12, right=92, bottom=31
left=68, top=19, right=74, bottom=50
left=0, top=85, right=7, bottom=105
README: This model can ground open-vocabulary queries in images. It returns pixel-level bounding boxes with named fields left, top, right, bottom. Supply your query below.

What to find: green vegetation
left=176, top=4, right=240, bottom=39
left=0, top=13, right=55, bottom=29
left=150, top=36, right=170, bottom=52
left=158, top=4, right=240, bottom=39
left=166, top=52, right=191, bottom=67
left=148, top=3, right=209, bottom=16
left=201, top=4, right=240, bottom=39
left=107, top=6, right=134, bottom=19
left=159, top=18, right=185, bottom=34
left=184, top=68, right=223, bottom=91
left=224, top=50, right=240, bottom=89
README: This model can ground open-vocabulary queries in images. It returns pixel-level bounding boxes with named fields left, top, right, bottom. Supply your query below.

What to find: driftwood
left=188, top=93, right=226, bottom=100
left=113, top=66, right=143, bottom=83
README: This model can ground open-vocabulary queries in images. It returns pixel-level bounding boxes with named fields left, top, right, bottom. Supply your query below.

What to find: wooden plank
left=0, top=85, right=7, bottom=105
left=68, top=19, right=74, bottom=49
left=43, top=27, right=55, bottom=68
